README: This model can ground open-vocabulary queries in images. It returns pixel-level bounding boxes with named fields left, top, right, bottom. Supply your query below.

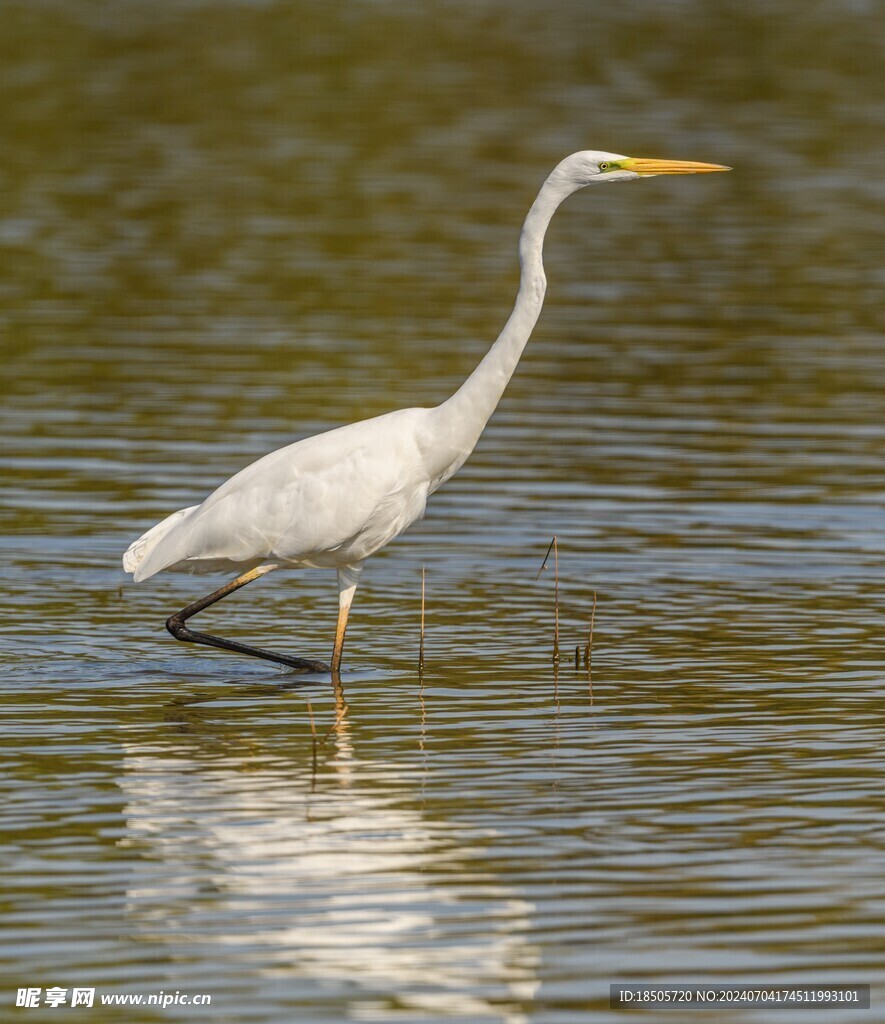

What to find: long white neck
left=424, top=167, right=579, bottom=485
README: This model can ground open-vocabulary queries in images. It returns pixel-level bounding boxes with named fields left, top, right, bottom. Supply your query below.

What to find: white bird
left=123, top=150, right=729, bottom=674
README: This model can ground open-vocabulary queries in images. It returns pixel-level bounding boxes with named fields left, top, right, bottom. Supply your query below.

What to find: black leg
left=165, top=566, right=330, bottom=673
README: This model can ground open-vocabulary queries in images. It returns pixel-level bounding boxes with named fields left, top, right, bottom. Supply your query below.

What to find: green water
left=2, top=1, right=883, bottom=1021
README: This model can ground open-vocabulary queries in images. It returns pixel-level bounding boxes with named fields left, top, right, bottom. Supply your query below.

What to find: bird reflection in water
left=119, top=681, right=540, bottom=1021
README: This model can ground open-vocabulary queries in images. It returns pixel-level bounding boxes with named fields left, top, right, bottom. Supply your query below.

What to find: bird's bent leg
left=331, top=566, right=362, bottom=674
left=165, top=565, right=331, bottom=673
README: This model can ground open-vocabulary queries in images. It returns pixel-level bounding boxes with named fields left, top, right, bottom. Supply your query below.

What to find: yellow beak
left=620, top=158, right=731, bottom=175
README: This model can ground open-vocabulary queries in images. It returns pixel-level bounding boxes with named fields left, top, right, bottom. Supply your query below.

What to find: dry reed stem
left=306, top=696, right=318, bottom=778
left=585, top=589, right=597, bottom=666
left=536, top=536, right=560, bottom=663
left=419, top=565, right=426, bottom=670
left=553, top=539, right=559, bottom=662
left=535, top=536, right=556, bottom=579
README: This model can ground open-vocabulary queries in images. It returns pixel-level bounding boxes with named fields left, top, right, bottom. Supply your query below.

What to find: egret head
left=552, top=150, right=730, bottom=192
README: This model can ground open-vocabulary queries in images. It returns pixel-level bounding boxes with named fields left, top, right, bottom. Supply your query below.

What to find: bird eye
left=599, top=161, right=609, bottom=171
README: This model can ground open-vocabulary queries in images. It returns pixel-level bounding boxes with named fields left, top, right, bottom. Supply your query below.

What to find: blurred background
left=1, top=1, right=883, bottom=1021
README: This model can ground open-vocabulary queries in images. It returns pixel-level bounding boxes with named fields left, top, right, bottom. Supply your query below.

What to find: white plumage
left=126, top=409, right=438, bottom=582
left=124, top=150, right=728, bottom=672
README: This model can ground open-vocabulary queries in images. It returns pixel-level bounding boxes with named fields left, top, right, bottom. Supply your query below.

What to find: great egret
left=124, top=150, right=729, bottom=673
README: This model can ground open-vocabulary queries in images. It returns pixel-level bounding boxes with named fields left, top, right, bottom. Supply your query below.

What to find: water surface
left=2, top=1, right=883, bottom=1021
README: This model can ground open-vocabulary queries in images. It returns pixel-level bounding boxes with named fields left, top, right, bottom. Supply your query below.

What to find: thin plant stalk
left=584, top=589, right=597, bottom=669
left=419, top=565, right=426, bottom=670
left=535, top=536, right=560, bottom=664
left=306, top=696, right=318, bottom=782
left=554, top=539, right=559, bottom=662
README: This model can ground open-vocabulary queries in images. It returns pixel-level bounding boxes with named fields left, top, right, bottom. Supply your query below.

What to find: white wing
left=122, top=504, right=199, bottom=576
left=126, top=408, right=435, bottom=582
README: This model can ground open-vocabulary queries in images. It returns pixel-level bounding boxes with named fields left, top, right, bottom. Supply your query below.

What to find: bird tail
left=123, top=505, right=198, bottom=582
